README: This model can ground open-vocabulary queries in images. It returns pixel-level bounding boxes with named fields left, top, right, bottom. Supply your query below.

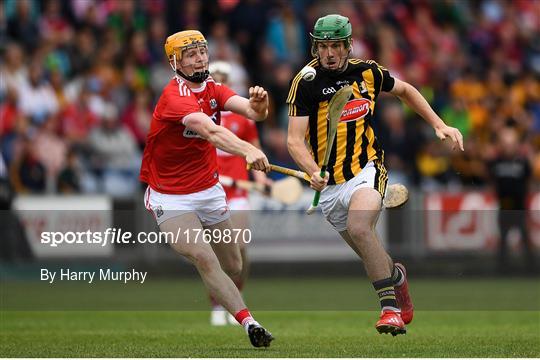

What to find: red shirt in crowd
left=216, top=111, right=258, bottom=199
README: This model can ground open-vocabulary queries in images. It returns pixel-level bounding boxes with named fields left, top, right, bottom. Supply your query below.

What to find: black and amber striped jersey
left=286, top=58, right=395, bottom=185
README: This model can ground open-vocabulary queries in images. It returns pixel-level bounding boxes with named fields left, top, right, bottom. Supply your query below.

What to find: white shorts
left=228, top=197, right=250, bottom=211
left=144, top=183, right=230, bottom=226
left=320, top=160, right=387, bottom=232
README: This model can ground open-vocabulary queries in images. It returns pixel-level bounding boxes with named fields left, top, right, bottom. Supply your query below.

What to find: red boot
left=394, top=263, right=414, bottom=324
left=375, top=310, right=406, bottom=336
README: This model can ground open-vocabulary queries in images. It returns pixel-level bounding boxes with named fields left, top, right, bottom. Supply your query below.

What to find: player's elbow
left=287, top=136, right=303, bottom=153
left=184, top=113, right=213, bottom=139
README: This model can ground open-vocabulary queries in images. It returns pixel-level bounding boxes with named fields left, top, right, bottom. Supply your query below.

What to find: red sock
left=234, top=308, right=254, bottom=327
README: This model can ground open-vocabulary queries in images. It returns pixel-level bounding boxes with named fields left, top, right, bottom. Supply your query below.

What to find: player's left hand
left=435, top=125, right=464, bottom=151
left=249, top=86, right=269, bottom=120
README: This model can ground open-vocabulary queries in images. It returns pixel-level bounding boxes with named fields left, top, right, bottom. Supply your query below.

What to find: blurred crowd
left=1, top=0, right=539, bottom=197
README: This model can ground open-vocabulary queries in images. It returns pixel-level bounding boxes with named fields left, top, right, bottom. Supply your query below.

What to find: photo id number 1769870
left=185, top=228, right=252, bottom=244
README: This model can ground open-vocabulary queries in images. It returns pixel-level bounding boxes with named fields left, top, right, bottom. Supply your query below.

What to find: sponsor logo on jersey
left=183, top=128, right=203, bottom=138
left=339, top=99, right=372, bottom=122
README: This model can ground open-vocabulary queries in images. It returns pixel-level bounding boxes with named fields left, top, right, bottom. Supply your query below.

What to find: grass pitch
left=1, top=278, right=539, bottom=357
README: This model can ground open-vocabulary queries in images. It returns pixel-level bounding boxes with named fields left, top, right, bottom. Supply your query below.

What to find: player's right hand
left=310, top=171, right=329, bottom=191
left=246, top=148, right=270, bottom=172
left=434, top=124, right=464, bottom=151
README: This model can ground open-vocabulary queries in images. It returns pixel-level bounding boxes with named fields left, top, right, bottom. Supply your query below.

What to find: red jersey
left=216, top=111, right=259, bottom=199
left=140, top=77, right=235, bottom=194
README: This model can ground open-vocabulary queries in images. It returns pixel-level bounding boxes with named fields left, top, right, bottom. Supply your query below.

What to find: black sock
left=372, top=277, right=399, bottom=311
left=392, top=265, right=405, bottom=286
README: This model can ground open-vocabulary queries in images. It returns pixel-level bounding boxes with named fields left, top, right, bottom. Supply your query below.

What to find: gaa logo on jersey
left=339, top=99, right=372, bottom=123
left=210, top=99, right=217, bottom=109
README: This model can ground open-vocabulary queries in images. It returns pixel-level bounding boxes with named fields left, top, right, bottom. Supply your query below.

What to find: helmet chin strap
left=171, top=54, right=210, bottom=83
left=176, top=68, right=209, bottom=83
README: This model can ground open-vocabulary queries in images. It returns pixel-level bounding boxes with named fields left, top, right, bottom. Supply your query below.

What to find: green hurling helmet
left=310, top=14, right=352, bottom=57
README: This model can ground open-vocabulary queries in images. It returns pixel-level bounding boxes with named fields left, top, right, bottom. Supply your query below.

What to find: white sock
left=392, top=266, right=405, bottom=286
left=382, top=306, right=401, bottom=313
left=242, top=317, right=260, bottom=332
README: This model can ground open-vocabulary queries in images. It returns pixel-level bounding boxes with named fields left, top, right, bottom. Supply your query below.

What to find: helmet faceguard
left=310, top=14, right=352, bottom=74
left=164, top=30, right=210, bottom=83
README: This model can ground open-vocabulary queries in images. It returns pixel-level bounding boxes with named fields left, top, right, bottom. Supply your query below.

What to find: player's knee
left=190, top=250, right=220, bottom=273
left=347, top=222, right=374, bottom=241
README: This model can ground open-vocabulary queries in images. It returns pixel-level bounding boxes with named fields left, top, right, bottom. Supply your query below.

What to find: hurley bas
left=41, top=268, right=147, bottom=284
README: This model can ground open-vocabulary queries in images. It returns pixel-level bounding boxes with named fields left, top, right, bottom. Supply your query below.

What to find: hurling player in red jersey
left=208, top=61, right=270, bottom=326
left=139, top=30, right=273, bottom=348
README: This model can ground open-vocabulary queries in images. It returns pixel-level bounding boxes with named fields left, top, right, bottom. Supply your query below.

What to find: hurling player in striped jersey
left=287, top=14, right=464, bottom=335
